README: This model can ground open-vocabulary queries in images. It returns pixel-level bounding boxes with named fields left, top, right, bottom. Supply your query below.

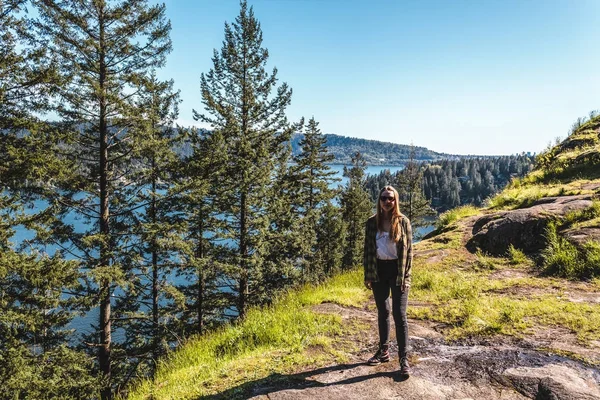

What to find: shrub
left=581, top=241, right=600, bottom=277
left=475, top=250, right=497, bottom=270
left=541, top=222, right=581, bottom=278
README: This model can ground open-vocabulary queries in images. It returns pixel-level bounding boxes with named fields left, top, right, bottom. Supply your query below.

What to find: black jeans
left=372, top=259, right=409, bottom=357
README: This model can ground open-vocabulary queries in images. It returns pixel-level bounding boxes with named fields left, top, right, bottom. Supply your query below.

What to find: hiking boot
left=367, top=344, right=390, bottom=365
left=399, top=356, right=410, bottom=376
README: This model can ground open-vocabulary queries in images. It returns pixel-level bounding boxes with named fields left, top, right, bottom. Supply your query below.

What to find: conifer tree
left=341, top=152, right=372, bottom=268
left=0, top=251, right=100, bottom=399
left=0, top=0, right=56, bottom=131
left=314, top=201, right=346, bottom=277
left=194, top=0, right=293, bottom=319
left=260, top=154, right=304, bottom=292
left=33, top=1, right=172, bottom=397
left=293, top=117, right=338, bottom=214
left=111, top=75, right=183, bottom=376
left=396, top=145, right=435, bottom=230
left=0, top=2, right=98, bottom=396
left=292, top=117, right=339, bottom=279
left=177, top=129, right=230, bottom=334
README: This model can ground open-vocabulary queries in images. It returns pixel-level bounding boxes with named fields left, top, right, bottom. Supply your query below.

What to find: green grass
left=561, top=199, right=600, bottom=228
left=569, top=216, right=600, bottom=230
left=485, top=182, right=592, bottom=210
left=507, top=244, right=531, bottom=266
left=409, top=247, right=600, bottom=341
left=541, top=222, right=600, bottom=279
left=126, top=269, right=368, bottom=400
left=435, top=205, right=480, bottom=230
left=474, top=250, right=498, bottom=270
left=296, top=269, right=368, bottom=307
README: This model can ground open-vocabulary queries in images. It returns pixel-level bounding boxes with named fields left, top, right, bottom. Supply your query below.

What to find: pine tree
left=0, top=252, right=100, bottom=399
left=33, top=1, right=172, bottom=397
left=111, top=75, right=184, bottom=377
left=292, top=117, right=339, bottom=279
left=0, top=3, right=98, bottom=397
left=314, top=201, right=346, bottom=277
left=341, top=152, right=372, bottom=268
left=293, top=117, right=338, bottom=214
left=177, top=128, right=230, bottom=334
left=194, top=0, right=293, bottom=319
left=259, top=156, right=304, bottom=294
left=0, top=0, right=56, bottom=132
left=396, top=145, right=435, bottom=230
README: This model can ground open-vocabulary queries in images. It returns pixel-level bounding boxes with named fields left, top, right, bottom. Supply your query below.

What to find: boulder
left=564, top=226, right=600, bottom=248
left=502, top=364, right=600, bottom=400
left=467, top=195, right=594, bottom=256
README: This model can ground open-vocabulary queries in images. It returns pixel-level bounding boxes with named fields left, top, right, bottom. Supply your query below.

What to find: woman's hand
left=364, top=280, right=372, bottom=290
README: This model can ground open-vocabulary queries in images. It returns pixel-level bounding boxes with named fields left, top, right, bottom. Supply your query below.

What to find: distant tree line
left=290, top=133, right=459, bottom=165
left=366, top=154, right=535, bottom=212
left=179, top=131, right=457, bottom=166
left=0, top=2, right=374, bottom=399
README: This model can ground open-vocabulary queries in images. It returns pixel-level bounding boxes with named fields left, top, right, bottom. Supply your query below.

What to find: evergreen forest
left=365, top=154, right=536, bottom=213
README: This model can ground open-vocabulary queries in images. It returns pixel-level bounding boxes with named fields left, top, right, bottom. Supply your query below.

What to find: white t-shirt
left=376, top=231, right=398, bottom=260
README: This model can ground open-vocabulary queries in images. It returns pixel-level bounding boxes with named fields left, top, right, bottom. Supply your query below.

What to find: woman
left=364, top=185, right=413, bottom=377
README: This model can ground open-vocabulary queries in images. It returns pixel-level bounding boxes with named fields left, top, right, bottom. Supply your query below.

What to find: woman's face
left=379, top=190, right=396, bottom=212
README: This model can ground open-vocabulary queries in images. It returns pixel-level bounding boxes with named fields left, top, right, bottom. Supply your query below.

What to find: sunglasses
left=380, top=196, right=395, bottom=202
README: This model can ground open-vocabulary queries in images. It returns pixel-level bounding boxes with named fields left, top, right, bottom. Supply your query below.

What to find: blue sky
left=158, top=0, right=600, bottom=156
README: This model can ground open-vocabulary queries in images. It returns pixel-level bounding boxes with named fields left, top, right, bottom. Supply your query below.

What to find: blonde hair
left=376, top=185, right=403, bottom=242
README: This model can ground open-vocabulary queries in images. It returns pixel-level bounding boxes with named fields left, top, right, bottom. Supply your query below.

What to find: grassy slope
left=488, top=114, right=600, bottom=210
left=127, top=115, right=600, bottom=399
left=126, top=272, right=370, bottom=400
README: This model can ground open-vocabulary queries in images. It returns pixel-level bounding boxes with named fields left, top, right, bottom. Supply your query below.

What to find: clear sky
left=158, top=0, right=600, bottom=156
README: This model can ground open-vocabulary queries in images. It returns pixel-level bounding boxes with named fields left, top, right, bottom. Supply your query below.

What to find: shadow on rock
left=196, top=362, right=402, bottom=400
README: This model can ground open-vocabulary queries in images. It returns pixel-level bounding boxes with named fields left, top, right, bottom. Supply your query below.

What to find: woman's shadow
left=197, top=361, right=409, bottom=399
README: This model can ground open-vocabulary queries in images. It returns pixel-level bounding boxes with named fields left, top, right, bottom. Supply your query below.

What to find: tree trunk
left=196, top=216, right=204, bottom=334
left=239, top=192, right=248, bottom=319
left=98, top=9, right=112, bottom=399
left=99, top=112, right=112, bottom=400
left=151, top=156, right=159, bottom=364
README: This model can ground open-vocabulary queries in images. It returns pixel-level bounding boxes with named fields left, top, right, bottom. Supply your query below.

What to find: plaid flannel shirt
left=363, top=214, right=413, bottom=288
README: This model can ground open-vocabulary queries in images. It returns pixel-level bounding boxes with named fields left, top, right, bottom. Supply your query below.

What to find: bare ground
left=202, top=298, right=600, bottom=399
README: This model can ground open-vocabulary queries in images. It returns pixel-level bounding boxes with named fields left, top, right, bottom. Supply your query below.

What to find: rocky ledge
left=467, top=195, right=598, bottom=256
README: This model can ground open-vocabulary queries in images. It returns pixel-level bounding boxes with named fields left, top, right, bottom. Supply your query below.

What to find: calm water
left=11, top=164, right=434, bottom=337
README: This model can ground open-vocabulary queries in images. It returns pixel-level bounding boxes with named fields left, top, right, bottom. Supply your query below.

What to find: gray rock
left=467, top=195, right=594, bottom=256
left=503, top=364, right=600, bottom=399
left=564, top=226, right=600, bottom=248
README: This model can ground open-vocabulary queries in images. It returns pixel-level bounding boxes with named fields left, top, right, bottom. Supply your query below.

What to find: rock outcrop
left=564, top=226, right=600, bottom=247
left=503, top=364, right=600, bottom=400
left=467, top=195, right=594, bottom=255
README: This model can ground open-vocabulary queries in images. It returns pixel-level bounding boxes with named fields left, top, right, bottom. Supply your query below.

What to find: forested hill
left=290, top=132, right=460, bottom=165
